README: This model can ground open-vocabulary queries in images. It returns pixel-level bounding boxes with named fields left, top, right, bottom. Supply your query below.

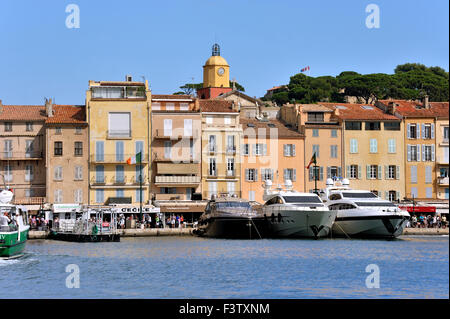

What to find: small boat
left=195, top=195, right=267, bottom=239
left=48, top=206, right=120, bottom=242
left=320, top=178, right=410, bottom=239
left=0, top=190, right=30, bottom=258
left=261, top=180, right=336, bottom=238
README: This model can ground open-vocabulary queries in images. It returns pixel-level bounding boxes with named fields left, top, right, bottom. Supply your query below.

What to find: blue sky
left=0, top=0, right=448, bottom=105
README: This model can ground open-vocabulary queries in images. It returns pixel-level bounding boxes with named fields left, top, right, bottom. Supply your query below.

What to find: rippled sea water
left=1, top=236, right=448, bottom=299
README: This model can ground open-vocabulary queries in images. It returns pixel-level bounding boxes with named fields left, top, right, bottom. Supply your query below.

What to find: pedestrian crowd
left=408, top=214, right=447, bottom=228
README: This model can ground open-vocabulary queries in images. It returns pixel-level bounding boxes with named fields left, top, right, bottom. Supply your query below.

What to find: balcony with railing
left=90, top=175, right=147, bottom=186
left=154, top=193, right=187, bottom=201
left=155, top=175, right=200, bottom=186
left=0, top=151, right=43, bottom=160
left=91, top=86, right=146, bottom=99
left=154, top=129, right=199, bottom=139
left=13, top=197, right=46, bottom=205
left=438, top=176, right=449, bottom=186
left=226, top=146, right=236, bottom=155
left=90, top=154, right=148, bottom=164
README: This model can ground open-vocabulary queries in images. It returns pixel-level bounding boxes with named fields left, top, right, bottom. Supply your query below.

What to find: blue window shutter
left=96, top=165, right=104, bottom=183
left=431, top=144, right=435, bottom=161
left=431, top=124, right=435, bottom=139
left=116, top=165, right=124, bottom=182
left=293, top=169, right=296, bottom=182
left=416, top=124, right=420, bottom=139
left=417, top=145, right=421, bottom=161
left=366, top=165, right=370, bottom=179
left=116, top=141, right=124, bottom=162
left=292, top=144, right=296, bottom=156
left=96, top=141, right=104, bottom=161
left=422, top=144, right=426, bottom=162
left=319, top=167, right=324, bottom=181
left=136, top=141, right=144, bottom=157
left=407, top=124, right=411, bottom=139
left=396, top=166, right=400, bottom=180
left=407, top=145, right=411, bottom=161
left=421, top=124, right=425, bottom=139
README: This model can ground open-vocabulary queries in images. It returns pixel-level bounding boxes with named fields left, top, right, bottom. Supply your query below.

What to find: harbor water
left=1, top=236, right=448, bottom=299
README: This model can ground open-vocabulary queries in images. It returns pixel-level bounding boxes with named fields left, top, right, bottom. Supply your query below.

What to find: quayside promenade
left=27, top=227, right=448, bottom=239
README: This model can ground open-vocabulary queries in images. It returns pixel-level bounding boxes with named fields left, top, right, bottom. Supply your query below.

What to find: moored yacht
left=320, top=179, right=410, bottom=238
left=194, top=195, right=267, bottom=239
left=260, top=180, right=336, bottom=238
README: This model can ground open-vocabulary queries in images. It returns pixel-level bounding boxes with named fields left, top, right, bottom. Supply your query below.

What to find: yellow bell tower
left=203, top=44, right=230, bottom=88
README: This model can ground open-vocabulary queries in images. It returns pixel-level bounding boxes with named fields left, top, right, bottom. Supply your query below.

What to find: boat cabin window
left=342, top=192, right=377, bottom=199
left=282, top=196, right=322, bottom=204
left=329, top=194, right=342, bottom=200
left=215, top=202, right=251, bottom=209
left=355, top=201, right=396, bottom=207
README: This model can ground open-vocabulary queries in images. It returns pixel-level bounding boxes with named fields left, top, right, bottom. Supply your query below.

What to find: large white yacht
left=320, top=179, right=410, bottom=238
left=260, top=180, right=336, bottom=238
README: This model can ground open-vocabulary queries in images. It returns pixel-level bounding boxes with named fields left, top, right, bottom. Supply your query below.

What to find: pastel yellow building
left=86, top=77, right=151, bottom=205
left=325, top=102, right=405, bottom=201
left=378, top=99, right=449, bottom=200
left=200, top=99, right=242, bottom=199
left=436, top=116, right=449, bottom=200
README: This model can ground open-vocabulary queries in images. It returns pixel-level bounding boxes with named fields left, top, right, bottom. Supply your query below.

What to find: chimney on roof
left=45, top=98, right=53, bottom=117
left=333, top=107, right=340, bottom=116
left=194, top=98, right=200, bottom=111
left=0, top=99, right=2, bottom=114
left=387, top=101, right=397, bottom=115
left=125, top=75, right=132, bottom=82
left=423, top=95, right=430, bottom=109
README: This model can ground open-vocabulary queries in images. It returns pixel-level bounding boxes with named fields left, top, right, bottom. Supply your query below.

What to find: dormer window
left=307, top=112, right=324, bottom=122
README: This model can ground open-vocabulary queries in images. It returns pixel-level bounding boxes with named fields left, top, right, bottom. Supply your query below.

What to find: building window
left=108, top=112, right=131, bottom=138
left=165, top=103, right=174, bottom=111
left=312, top=129, right=319, bottom=137
left=208, top=182, right=217, bottom=197
left=425, top=187, right=433, bottom=199
left=388, top=191, right=397, bottom=201
left=384, top=122, right=400, bottom=131
left=74, top=189, right=83, bottom=203
left=55, top=127, right=62, bottom=134
left=116, top=165, right=125, bottom=183
left=96, top=165, right=104, bottom=183
left=408, top=124, right=418, bottom=139
left=365, top=122, right=381, bottom=130
left=227, top=158, right=235, bottom=176
left=243, top=144, right=249, bottom=156
left=246, top=168, right=258, bottom=182
left=309, top=166, right=323, bottom=181
left=25, top=140, right=34, bottom=157
left=227, top=182, right=235, bottom=196
left=116, top=189, right=125, bottom=198
left=345, top=121, right=362, bottom=130
left=444, top=127, right=449, bottom=142
left=330, top=145, right=338, bottom=158
left=349, top=139, right=358, bottom=153
left=248, top=191, right=255, bottom=202
left=261, top=168, right=274, bottom=181
left=425, top=166, right=432, bottom=184
left=209, top=135, right=216, bottom=153
left=25, top=165, right=33, bottom=182
left=209, top=158, right=216, bottom=176
left=164, top=141, right=172, bottom=159
left=25, top=189, right=34, bottom=198
left=312, top=145, right=320, bottom=158
left=423, top=145, right=433, bottom=161
left=54, top=190, right=63, bottom=203
left=423, top=124, right=432, bottom=139
left=136, top=189, right=143, bottom=203
left=388, top=139, right=396, bottom=153
left=180, top=103, right=189, bottom=111
left=327, top=166, right=339, bottom=179
left=284, top=168, right=296, bottom=182
left=369, top=139, right=378, bottom=153
left=369, top=165, right=378, bottom=179
left=75, top=126, right=82, bottom=134
left=4, top=122, right=12, bottom=132
left=410, top=166, right=417, bottom=184
left=74, top=142, right=83, bottom=156
left=184, top=119, right=193, bottom=137
left=224, top=117, right=231, bottom=125
left=331, top=129, right=337, bottom=137
left=74, top=166, right=83, bottom=180
left=3, top=164, right=12, bottom=182
left=307, top=112, right=324, bottom=122
left=388, top=165, right=396, bottom=179
left=226, top=135, right=235, bottom=154
left=95, top=189, right=104, bottom=203
left=152, top=103, right=161, bottom=110
left=54, top=141, right=63, bottom=156
left=349, top=165, right=358, bottom=179
left=54, top=166, right=63, bottom=181
left=254, top=144, right=266, bottom=156
left=284, top=144, right=295, bottom=157
left=206, top=116, right=213, bottom=124
left=26, top=122, right=33, bottom=131
left=409, top=145, right=419, bottom=161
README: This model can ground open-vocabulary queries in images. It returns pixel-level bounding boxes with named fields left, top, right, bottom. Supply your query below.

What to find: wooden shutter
left=378, top=165, right=382, bottom=179
left=396, top=166, right=400, bottom=180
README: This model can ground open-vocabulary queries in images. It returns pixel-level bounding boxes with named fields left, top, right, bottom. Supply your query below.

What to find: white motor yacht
left=320, top=179, right=410, bottom=238
left=261, top=180, right=336, bottom=238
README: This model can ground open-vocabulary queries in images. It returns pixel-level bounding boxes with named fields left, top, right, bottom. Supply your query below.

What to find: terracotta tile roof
left=240, top=118, right=304, bottom=138
left=200, top=99, right=236, bottom=113
left=45, top=105, right=86, bottom=124
left=378, top=100, right=449, bottom=118
left=0, top=105, right=46, bottom=121
left=320, top=102, right=400, bottom=121
left=152, top=94, right=193, bottom=100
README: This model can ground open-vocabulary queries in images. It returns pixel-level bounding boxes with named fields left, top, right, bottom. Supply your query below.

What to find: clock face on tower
left=217, top=67, right=225, bottom=76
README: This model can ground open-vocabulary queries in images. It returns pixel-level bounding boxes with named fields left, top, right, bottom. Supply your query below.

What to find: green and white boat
left=0, top=190, right=30, bottom=259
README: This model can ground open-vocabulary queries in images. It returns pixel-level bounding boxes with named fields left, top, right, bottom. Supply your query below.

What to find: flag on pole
left=306, top=153, right=317, bottom=169
left=127, top=152, right=142, bottom=165
left=300, top=66, right=310, bottom=73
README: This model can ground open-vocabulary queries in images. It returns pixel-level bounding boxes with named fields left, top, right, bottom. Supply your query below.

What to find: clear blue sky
left=0, top=0, right=448, bottom=105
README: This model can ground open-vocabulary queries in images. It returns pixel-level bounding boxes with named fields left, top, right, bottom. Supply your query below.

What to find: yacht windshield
left=283, top=196, right=322, bottom=204
left=355, top=202, right=397, bottom=207
left=216, top=202, right=251, bottom=209
left=342, top=192, right=377, bottom=198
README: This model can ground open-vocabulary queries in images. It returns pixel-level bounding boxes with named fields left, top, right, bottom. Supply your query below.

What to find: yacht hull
left=332, top=214, right=409, bottom=239
left=197, top=216, right=268, bottom=239
left=0, top=226, right=29, bottom=258
left=265, top=210, right=337, bottom=238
